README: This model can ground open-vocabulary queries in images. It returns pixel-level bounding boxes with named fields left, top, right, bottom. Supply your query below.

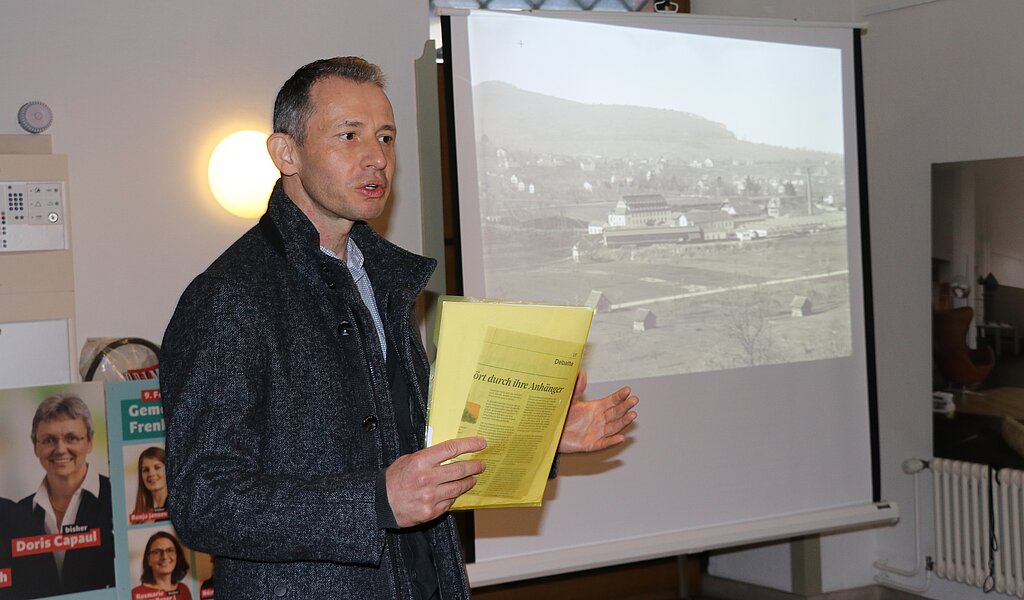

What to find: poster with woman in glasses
left=0, top=382, right=116, bottom=600
left=128, top=530, right=192, bottom=600
left=107, top=381, right=213, bottom=600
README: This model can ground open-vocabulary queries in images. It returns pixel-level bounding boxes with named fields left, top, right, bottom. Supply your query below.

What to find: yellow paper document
left=427, top=298, right=594, bottom=509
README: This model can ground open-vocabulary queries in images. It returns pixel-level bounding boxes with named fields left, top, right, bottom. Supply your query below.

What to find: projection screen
left=440, top=9, right=894, bottom=586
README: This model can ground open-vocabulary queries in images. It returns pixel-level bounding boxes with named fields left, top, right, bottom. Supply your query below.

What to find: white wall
left=0, top=1, right=431, bottom=355
left=701, top=0, right=1024, bottom=598
left=933, top=158, right=1024, bottom=314
left=971, top=159, right=1024, bottom=290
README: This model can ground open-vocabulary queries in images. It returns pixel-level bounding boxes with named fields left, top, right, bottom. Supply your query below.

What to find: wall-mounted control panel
left=2, top=181, right=66, bottom=251
left=0, top=135, right=77, bottom=387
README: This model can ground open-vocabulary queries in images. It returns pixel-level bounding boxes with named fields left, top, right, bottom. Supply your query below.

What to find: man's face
left=33, top=417, right=92, bottom=481
left=286, top=76, right=397, bottom=227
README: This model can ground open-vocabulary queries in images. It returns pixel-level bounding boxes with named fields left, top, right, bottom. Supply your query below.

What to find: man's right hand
left=385, top=436, right=487, bottom=528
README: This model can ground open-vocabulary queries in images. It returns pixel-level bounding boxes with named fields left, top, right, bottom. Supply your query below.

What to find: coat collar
left=258, top=179, right=436, bottom=297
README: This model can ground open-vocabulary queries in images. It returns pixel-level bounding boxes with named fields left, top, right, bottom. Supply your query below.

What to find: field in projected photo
left=472, top=83, right=852, bottom=381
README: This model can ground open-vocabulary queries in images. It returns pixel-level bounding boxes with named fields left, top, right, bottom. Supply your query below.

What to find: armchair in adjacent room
left=933, top=306, right=996, bottom=395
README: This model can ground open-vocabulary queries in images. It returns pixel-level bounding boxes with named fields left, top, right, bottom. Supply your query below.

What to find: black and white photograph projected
left=460, top=13, right=852, bottom=382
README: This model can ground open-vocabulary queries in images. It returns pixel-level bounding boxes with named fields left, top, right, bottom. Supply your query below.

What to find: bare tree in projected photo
left=471, top=82, right=852, bottom=383
left=719, top=283, right=778, bottom=369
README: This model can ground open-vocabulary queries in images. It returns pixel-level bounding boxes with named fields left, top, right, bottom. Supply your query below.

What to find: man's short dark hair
left=273, top=56, right=386, bottom=145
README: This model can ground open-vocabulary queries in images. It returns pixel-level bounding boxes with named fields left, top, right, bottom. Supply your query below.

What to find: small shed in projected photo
left=633, top=308, right=656, bottom=332
left=791, top=295, right=812, bottom=317
left=586, top=290, right=611, bottom=314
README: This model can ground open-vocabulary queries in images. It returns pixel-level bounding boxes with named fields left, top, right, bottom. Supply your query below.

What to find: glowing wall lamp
left=208, top=130, right=279, bottom=218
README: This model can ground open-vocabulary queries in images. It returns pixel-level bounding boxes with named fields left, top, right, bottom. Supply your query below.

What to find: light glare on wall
left=208, top=130, right=278, bottom=218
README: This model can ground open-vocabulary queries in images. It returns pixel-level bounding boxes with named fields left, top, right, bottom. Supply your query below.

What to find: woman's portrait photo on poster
left=130, top=529, right=192, bottom=600
left=0, top=383, right=115, bottom=599
left=126, top=445, right=169, bottom=525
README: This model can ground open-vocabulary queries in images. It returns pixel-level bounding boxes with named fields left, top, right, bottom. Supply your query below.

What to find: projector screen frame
left=435, top=8, right=885, bottom=585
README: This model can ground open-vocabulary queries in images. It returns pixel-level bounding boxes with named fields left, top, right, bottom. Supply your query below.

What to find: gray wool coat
left=160, top=182, right=471, bottom=600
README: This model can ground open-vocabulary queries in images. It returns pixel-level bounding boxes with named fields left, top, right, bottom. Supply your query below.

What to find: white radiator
left=932, top=458, right=1024, bottom=596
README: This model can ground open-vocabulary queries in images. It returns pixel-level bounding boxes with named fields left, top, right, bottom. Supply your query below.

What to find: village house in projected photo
left=472, top=82, right=853, bottom=382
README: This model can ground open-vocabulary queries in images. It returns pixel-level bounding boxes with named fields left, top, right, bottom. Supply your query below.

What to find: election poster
left=0, top=379, right=215, bottom=600
left=106, top=381, right=214, bottom=600
left=0, top=382, right=117, bottom=600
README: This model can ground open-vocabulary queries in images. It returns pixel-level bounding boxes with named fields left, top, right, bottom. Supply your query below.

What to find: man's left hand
left=558, top=369, right=638, bottom=454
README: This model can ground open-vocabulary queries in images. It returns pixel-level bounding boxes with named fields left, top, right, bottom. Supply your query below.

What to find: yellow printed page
left=427, top=299, right=594, bottom=508
left=452, top=327, right=582, bottom=509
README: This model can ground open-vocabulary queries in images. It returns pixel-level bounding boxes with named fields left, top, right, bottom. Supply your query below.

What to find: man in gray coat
left=160, top=57, right=638, bottom=600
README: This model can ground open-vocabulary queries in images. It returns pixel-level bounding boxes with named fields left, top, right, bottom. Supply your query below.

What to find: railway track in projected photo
left=608, top=269, right=850, bottom=311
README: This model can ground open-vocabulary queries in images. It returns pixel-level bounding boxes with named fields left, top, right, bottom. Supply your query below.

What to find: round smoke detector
left=18, top=101, right=53, bottom=134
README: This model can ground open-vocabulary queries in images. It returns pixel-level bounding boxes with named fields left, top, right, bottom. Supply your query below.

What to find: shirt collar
left=80, top=464, right=101, bottom=497
left=33, top=464, right=101, bottom=507
left=32, top=463, right=101, bottom=528
left=320, top=238, right=365, bottom=279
